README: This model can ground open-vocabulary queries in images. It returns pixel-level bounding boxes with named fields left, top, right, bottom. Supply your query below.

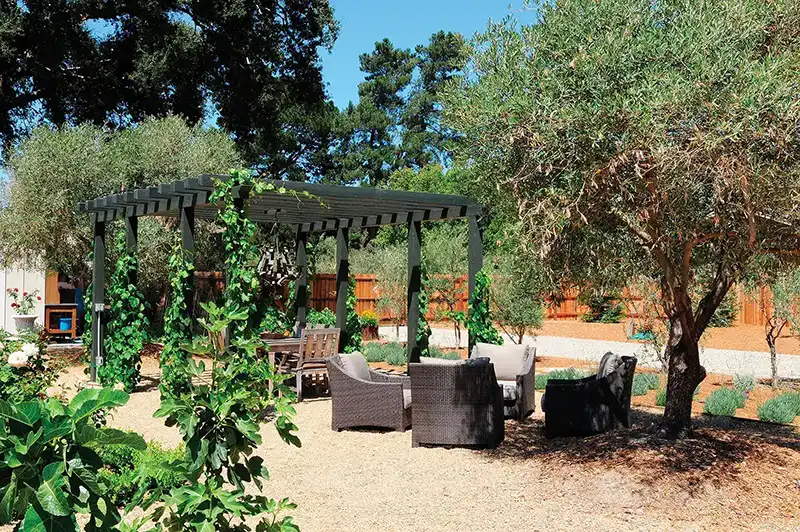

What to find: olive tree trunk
left=655, top=271, right=732, bottom=438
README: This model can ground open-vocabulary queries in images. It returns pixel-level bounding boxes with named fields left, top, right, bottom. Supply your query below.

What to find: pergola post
left=467, top=215, right=483, bottom=349
left=335, top=228, right=349, bottom=350
left=90, top=216, right=105, bottom=382
left=294, top=229, right=308, bottom=336
left=406, top=220, right=422, bottom=368
left=180, top=204, right=195, bottom=317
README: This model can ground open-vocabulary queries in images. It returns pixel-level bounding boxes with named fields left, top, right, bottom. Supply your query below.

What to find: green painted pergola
left=78, top=174, right=485, bottom=381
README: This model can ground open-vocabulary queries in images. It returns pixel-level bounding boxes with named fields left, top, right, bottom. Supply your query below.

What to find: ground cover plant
left=535, top=368, right=589, bottom=390
left=732, top=374, right=756, bottom=395
left=632, top=372, right=661, bottom=397
left=0, top=388, right=146, bottom=530
left=704, top=388, right=747, bottom=417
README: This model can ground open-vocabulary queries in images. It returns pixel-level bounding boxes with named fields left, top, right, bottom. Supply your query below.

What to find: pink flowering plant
left=6, top=287, right=41, bottom=315
left=0, top=328, right=60, bottom=403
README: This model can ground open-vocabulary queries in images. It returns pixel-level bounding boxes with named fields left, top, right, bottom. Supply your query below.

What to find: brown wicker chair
left=409, top=358, right=505, bottom=448
left=327, top=353, right=412, bottom=432
left=470, top=342, right=536, bottom=421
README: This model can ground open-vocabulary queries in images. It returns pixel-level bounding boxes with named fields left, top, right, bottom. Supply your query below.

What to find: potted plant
left=7, top=288, right=41, bottom=332
left=360, top=309, right=379, bottom=340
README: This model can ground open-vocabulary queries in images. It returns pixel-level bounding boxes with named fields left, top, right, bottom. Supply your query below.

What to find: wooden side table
left=44, top=304, right=79, bottom=339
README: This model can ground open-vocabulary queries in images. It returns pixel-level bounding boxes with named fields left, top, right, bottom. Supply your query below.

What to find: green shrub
left=383, top=343, right=408, bottom=366
left=632, top=372, right=661, bottom=396
left=704, top=387, right=746, bottom=416
left=99, top=440, right=185, bottom=506
left=0, top=329, right=60, bottom=402
left=758, top=395, right=798, bottom=424
left=535, top=367, right=588, bottom=390
left=732, top=374, right=756, bottom=394
left=467, top=270, right=503, bottom=349
left=0, top=388, right=146, bottom=528
left=307, top=307, right=336, bottom=328
left=359, top=309, right=379, bottom=328
left=578, top=291, right=624, bottom=323
left=655, top=388, right=667, bottom=406
left=362, top=342, right=387, bottom=362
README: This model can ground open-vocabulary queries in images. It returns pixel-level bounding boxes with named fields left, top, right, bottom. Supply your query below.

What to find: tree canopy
left=0, top=0, right=337, bottom=178
left=444, top=0, right=800, bottom=436
left=326, top=31, right=468, bottom=186
left=0, top=116, right=240, bottom=284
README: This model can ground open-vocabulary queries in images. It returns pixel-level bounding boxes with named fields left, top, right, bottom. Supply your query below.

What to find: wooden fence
left=195, top=271, right=775, bottom=326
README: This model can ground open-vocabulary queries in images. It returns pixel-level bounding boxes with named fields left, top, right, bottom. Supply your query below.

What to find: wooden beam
left=407, top=220, right=422, bottom=368
left=335, top=227, right=349, bottom=350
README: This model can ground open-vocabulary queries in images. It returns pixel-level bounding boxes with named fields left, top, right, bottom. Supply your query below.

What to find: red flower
left=13, top=288, right=18, bottom=292
left=37, top=296, right=41, bottom=301
left=22, top=292, right=27, bottom=296
left=10, top=303, right=17, bottom=308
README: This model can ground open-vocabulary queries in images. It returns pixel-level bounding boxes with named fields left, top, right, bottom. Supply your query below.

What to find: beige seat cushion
left=402, top=389, right=412, bottom=408
left=470, top=343, right=532, bottom=381
left=597, top=352, right=622, bottom=379
left=338, top=352, right=371, bottom=382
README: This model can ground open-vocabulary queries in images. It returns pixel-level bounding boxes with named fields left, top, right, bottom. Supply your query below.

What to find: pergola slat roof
left=78, top=174, right=482, bottom=232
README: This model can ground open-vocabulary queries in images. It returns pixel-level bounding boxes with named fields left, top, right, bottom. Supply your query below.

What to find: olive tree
left=0, top=116, right=240, bottom=284
left=444, top=0, right=800, bottom=437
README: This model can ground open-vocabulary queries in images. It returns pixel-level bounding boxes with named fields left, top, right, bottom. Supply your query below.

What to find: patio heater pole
left=90, top=215, right=106, bottom=382
left=294, top=229, right=308, bottom=336
left=406, top=219, right=422, bottom=368
left=467, top=215, right=483, bottom=350
left=335, top=227, right=349, bottom=351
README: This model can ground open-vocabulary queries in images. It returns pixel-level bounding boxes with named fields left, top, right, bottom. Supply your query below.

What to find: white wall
left=0, top=266, right=46, bottom=332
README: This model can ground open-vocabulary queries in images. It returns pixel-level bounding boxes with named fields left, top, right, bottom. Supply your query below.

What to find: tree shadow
left=482, top=408, right=800, bottom=489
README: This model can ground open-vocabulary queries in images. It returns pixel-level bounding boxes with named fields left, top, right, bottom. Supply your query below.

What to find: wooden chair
left=294, top=327, right=340, bottom=401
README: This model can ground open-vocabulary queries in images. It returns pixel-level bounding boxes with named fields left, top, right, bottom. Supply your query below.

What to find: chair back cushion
left=470, top=342, right=531, bottom=381
left=338, top=352, right=371, bottom=382
left=597, top=352, right=622, bottom=379
left=419, top=356, right=463, bottom=366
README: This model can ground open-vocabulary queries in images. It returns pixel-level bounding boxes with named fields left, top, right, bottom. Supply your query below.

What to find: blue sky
left=320, top=1, right=532, bottom=108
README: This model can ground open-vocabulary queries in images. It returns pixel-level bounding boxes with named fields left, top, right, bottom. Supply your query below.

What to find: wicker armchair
left=409, top=358, right=505, bottom=448
left=469, top=342, right=536, bottom=421
left=327, top=353, right=411, bottom=432
left=542, top=352, right=637, bottom=438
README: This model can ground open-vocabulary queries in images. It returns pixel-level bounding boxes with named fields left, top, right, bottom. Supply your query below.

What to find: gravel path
left=381, top=326, right=800, bottom=378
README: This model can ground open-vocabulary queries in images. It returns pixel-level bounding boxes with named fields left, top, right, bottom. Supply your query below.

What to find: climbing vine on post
left=82, top=252, right=93, bottom=364
left=344, top=277, right=362, bottom=353
left=160, top=236, right=195, bottom=399
left=416, top=262, right=432, bottom=358
left=100, top=233, right=149, bottom=391
left=467, top=270, right=502, bottom=350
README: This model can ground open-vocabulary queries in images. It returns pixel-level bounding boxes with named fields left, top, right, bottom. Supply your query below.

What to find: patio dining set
left=266, top=327, right=638, bottom=449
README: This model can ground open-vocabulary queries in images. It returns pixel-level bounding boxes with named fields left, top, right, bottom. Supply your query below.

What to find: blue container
left=59, top=317, right=72, bottom=331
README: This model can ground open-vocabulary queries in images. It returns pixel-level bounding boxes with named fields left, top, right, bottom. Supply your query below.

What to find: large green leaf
left=70, top=388, right=129, bottom=422
left=20, top=504, right=77, bottom=532
left=35, top=463, right=70, bottom=516
left=0, top=473, right=17, bottom=523
left=0, top=400, right=42, bottom=426
left=91, top=428, right=146, bottom=450
left=66, top=458, right=102, bottom=494
left=41, top=418, right=73, bottom=445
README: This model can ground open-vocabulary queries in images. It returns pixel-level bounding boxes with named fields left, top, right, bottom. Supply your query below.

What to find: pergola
left=78, top=174, right=484, bottom=381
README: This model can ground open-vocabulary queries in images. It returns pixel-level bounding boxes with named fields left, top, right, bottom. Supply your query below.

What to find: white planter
left=13, top=314, right=37, bottom=333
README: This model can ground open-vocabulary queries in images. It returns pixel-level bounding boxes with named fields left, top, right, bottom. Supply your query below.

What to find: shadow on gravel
left=481, top=408, right=800, bottom=486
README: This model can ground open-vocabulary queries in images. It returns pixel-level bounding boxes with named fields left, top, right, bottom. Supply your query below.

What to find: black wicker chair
left=541, top=352, right=637, bottom=438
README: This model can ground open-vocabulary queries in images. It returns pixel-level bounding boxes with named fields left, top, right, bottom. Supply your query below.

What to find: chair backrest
left=298, top=327, right=341, bottom=367
left=470, top=342, right=532, bottom=381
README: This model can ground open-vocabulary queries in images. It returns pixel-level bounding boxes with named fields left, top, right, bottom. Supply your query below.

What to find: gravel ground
left=8, top=359, right=798, bottom=532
